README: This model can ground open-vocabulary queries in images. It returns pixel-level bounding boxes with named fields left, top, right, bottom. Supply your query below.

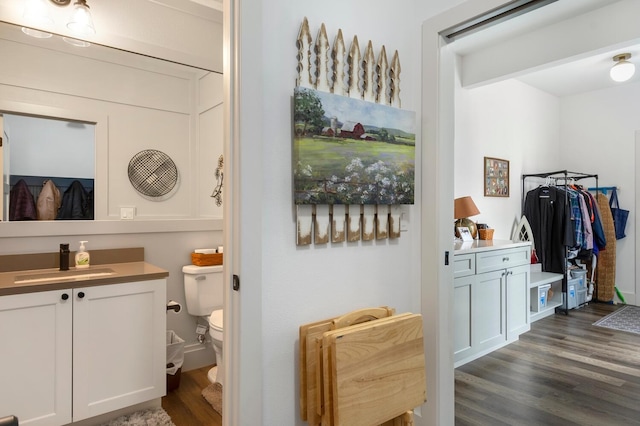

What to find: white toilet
left=182, top=264, right=224, bottom=386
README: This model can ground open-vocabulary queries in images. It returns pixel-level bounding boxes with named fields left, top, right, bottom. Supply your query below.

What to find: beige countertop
left=0, top=248, right=168, bottom=296
left=453, top=239, right=531, bottom=254
left=0, top=262, right=168, bottom=296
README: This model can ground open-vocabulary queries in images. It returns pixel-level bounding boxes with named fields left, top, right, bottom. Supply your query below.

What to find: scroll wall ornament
left=210, top=154, right=224, bottom=207
left=294, top=17, right=414, bottom=246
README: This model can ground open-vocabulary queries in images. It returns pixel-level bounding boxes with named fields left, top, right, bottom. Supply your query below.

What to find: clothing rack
left=587, top=186, right=617, bottom=195
left=522, top=170, right=598, bottom=315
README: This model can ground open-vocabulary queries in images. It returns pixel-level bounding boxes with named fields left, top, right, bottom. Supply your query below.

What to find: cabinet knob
left=61, top=293, right=69, bottom=301
left=503, top=257, right=509, bottom=262
left=78, top=292, right=85, bottom=299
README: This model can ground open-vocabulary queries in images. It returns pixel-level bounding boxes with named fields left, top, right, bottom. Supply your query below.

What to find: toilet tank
left=182, top=264, right=224, bottom=316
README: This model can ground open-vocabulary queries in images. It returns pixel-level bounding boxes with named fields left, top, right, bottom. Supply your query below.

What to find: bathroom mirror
left=2, top=113, right=95, bottom=221
left=0, top=19, right=222, bottom=229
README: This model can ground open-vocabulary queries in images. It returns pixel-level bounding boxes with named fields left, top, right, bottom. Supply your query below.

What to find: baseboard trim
left=69, top=399, right=161, bottom=425
left=183, top=341, right=215, bottom=372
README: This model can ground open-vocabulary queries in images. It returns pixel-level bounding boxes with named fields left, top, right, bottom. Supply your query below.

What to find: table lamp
left=454, top=196, right=480, bottom=239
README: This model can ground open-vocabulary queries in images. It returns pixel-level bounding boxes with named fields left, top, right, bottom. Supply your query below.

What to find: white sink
left=14, top=268, right=115, bottom=284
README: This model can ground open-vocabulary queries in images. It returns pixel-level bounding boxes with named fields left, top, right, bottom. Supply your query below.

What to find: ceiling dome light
left=610, top=53, right=635, bottom=82
left=66, top=0, right=95, bottom=36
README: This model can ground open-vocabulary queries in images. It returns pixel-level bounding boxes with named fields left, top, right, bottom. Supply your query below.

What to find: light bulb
left=67, top=0, right=95, bottom=36
left=610, top=54, right=635, bottom=82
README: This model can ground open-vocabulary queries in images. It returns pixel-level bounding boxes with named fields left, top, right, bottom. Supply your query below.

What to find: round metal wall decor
left=128, top=149, right=178, bottom=198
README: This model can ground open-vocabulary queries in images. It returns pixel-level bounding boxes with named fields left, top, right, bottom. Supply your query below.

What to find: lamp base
left=455, top=218, right=478, bottom=239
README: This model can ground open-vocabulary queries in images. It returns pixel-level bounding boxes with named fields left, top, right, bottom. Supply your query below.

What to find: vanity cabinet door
left=474, top=269, right=506, bottom=354
left=506, top=264, right=531, bottom=340
left=72, top=279, right=166, bottom=421
left=453, top=275, right=474, bottom=363
left=0, top=290, right=72, bottom=426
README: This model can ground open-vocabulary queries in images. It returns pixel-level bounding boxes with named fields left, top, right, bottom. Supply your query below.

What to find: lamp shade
left=67, top=0, right=95, bottom=36
left=454, top=196, right=480, bottom=220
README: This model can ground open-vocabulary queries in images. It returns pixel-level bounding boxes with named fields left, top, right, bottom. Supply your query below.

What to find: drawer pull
left=503, top=257, right=510, bottom=262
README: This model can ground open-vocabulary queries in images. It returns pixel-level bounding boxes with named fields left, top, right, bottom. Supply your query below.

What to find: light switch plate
left=400, top=211, right=408, bottom=232
left=120, top=207, right=135, bottom=220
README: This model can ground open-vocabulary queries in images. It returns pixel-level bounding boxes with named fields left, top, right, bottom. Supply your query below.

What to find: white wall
left=1, top=36, right=222, bottom=221
left=560, top=83, right=638, bottom=304
left=6, top=115, right=95, bottom=178
left=455, top=76, right=637, bottom=305
left=260, top=9, right=420, bottom=426
left=452, top=0, right=640, bottom=306
left=455, top=79, right=561, bottom=240
left=232, top=0, right=470, bottom=424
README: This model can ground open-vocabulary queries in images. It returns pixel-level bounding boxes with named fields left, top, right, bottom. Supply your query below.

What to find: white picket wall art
left=295, top=17, right=407, bottom=246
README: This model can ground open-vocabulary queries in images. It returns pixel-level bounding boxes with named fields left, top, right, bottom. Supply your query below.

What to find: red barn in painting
left=321, top=127, right=335, bottom=137
left=340, top=121, right=365, bottom=139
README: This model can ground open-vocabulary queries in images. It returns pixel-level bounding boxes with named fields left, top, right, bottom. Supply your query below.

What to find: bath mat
left=202, top=382, right=223, bottom=415
left=99, top=407, right=175, bottom=426
left=593, top=305, right=640, bottom=335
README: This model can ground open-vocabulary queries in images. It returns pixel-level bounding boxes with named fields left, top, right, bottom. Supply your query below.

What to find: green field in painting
left=293, top=136, right=415, bottom=204
left=294, top=136, right=414, bottom=176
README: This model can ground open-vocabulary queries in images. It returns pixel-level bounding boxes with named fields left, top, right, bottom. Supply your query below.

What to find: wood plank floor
left=456, top=303, right=640, bottom=426
left=162, top=365, right=222, bottom=426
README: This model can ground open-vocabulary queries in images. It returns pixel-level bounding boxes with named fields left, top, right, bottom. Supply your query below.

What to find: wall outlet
left=120, top=207, right=135, bottom=220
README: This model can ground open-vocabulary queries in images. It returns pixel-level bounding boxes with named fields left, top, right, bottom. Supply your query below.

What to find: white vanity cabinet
left=0, top=279, right=166, bottom=426
left=453, top=241, right=531, bottom=367
left=0, top=288, right=72, bottom=426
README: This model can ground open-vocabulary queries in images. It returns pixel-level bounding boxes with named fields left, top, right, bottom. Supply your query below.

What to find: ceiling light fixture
left=23, top=0, right=54, bottom=25
left=21, top=0, right=95, bottom=41
left=610, top=53, right=635, bottom=83
left=66, top=0, right=95, bottom=36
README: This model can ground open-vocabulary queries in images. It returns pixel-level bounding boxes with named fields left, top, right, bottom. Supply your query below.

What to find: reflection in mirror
left=2, top=113, right=95, bottom=221
left=0, top=18, right=223, bottom=232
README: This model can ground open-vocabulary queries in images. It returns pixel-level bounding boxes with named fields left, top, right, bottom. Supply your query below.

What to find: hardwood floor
left=162, top=305, right=639, bottom=426
left=162, top=365, right=222, bottom=426
left=456, top=303, right=640, bottom=425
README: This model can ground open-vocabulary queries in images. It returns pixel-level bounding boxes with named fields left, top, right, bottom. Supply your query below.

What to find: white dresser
left=453, top=240, right=532, bottom=367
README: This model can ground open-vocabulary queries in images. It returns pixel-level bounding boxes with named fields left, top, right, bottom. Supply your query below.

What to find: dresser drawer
left=476, top=246, right=530, bottom=274
left=453, top=253, right=475, bottom=278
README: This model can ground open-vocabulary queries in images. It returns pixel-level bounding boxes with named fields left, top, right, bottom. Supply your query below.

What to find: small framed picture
left=484, top=156, right=509, bottom=197
left=457, top=226, right=473, bottom=242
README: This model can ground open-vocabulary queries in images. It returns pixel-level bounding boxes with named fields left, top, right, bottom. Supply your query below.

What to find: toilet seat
left=208, top=309, right=223, bottom=340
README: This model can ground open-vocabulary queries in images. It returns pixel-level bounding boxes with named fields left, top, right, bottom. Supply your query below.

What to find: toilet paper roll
left=166, top=300, right=182, bottom=314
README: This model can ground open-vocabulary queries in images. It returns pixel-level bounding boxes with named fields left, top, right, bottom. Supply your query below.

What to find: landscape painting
left=293, top=87, right=416, bottom=205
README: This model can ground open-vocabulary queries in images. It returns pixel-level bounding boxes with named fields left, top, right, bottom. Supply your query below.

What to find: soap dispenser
left=75, top=241, right=90, bottom=269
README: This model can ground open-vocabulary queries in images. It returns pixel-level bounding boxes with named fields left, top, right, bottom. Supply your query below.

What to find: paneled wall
left=0, top=34, right=223, bottom=221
